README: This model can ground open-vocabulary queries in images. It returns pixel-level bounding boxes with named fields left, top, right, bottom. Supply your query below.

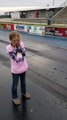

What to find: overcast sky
left=0, top=0, right=65, bottom=7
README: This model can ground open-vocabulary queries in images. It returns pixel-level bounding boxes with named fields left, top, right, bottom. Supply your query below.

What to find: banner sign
left=5, top=24, right=14, bottom=30
left=29, top=26, right=45, bottom=36
left=0, top=24, right=5, bottom=29
left=14, top=24, right=45, bottom=36
left=0, top=23, right=14, bottom=30
left=46, top=27, right=67, bottom=37
left=0, top=23, right=67, bottom=37
left=15, top=24, right=25, bottom=31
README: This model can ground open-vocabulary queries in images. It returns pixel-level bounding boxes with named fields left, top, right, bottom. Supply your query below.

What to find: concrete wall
left=27, top=11, right=39, bottom=18
left=10, top=8, right=62, bottom=19
left=11, top=12, right=20, bottom=19
left=39, top=10, right=46, bottom=18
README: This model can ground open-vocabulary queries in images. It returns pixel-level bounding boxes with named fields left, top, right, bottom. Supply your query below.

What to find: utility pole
left=53, top=0, right=55, bottom=6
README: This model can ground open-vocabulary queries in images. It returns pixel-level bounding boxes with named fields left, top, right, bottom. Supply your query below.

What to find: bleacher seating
left=51, top=6, right=67, bottom=24
left=13, top=18, right=48, bottom=24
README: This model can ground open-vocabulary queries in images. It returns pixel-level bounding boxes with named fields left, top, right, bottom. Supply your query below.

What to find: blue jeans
left=12, top=72, right=26, bottom=99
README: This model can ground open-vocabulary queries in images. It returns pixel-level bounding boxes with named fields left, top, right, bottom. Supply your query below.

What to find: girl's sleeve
left=6, top=45, right=16, bottom=60
left=20, top=42, right=26, bottom=56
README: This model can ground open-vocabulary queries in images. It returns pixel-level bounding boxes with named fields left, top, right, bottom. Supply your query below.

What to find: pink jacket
left=6, top=42, right=28, bottom=74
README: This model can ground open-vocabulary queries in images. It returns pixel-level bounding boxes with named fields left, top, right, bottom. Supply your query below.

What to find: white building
left=0, top=0, right=67, bottom=19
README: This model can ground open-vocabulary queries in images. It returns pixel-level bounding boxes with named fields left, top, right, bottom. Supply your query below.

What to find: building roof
left=0, top=6, right=64, bottom=13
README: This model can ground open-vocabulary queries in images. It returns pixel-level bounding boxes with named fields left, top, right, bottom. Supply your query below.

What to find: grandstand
left=0, top=0, right=67, bottom=25
left=12, top=6, right=67, bottom=25
left=51, top=6, right=67, bottom=24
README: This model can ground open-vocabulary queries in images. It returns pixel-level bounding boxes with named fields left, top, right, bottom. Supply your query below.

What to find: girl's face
left=11, top=36, right=20, bottom=47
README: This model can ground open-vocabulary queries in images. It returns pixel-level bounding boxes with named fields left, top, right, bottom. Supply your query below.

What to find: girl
left=6, top=31, right=31, bottom=105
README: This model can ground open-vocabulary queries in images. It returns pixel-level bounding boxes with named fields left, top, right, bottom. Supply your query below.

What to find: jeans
left=12, top=72, right=26, bottom=99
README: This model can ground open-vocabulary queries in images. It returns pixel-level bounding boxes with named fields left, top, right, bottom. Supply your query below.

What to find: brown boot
left=22, top=93, right=31, bottom=99
left=12, top=98, right=21, bottom=105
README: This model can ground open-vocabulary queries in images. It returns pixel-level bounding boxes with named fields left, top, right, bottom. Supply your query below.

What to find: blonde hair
left=9, top=31, right=20, bottom=41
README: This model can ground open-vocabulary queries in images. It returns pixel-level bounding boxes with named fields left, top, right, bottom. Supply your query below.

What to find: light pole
left=53, top=0, right=55, bottom=6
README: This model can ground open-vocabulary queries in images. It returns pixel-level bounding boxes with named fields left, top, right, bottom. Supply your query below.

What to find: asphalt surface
left=0, top=30, right=67, bottom=120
